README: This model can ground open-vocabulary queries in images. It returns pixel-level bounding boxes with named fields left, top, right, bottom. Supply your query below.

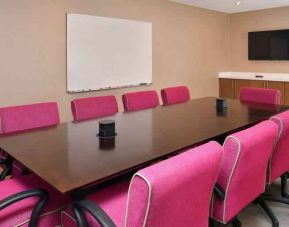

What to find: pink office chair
left=122, top=90, right=159, bottom=112
left=71, top=95, right=118, bottom=121
left=0, top=102, right=60, bottom=179
left=239, top=87, right=281, bottom=105
left=61, top=141, right=223, bottom=227
left=161, top=86, right=190, bottom=105
left=210, top=121, right=279, bottom=227
left=261, top=110, right=289, bottom=212
left=0, top=174, right=69, bottom=226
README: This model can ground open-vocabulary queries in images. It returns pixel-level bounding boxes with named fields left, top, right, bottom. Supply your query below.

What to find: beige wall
left=230, top=6, right=289, bottom=73
left=0, top=0, right=230, bottom=121
left=2, top=1, right=289, bottom=122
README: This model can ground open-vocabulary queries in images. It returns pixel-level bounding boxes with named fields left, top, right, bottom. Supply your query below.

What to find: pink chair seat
left=161, top=86, right=190, bottom=105
left=71, top=96, right=118, bottom=121
left=268, top=110, right=289, bottom=183
left=211, top=121, right=278, bottom=224
left=0, top=174, right=70, bottom=226
left=122, top=90, right=159, bottom=112
left=239, top=87, right=281, bottom=105
left=259, top=110, right=289, bottom=226
left=62, top=141, right=223, bottom=227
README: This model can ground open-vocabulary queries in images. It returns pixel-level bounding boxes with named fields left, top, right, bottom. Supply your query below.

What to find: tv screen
left=248, top=29, right=289, bottom=60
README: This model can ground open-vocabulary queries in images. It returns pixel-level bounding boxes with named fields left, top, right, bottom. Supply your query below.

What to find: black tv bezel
left=248, top=29, right=289, bottom=61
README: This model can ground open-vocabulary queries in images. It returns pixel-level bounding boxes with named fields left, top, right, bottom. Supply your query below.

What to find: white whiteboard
left=67, top=14, right=152, bottom=93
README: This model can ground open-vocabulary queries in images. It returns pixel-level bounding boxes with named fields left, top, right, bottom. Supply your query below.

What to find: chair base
left=209, top=217, right=241, bottom=227
left=210, top=196, right=279, bottom=227
left=281, top=173, right=289, bottom=199
left=263, top=173, right=289, bottom=206
left=262, top=194, right=289, bottom=205
left=231, top=219, right=242, bottom=227
left=262, top=173, right=289, bottom=208
left=255, top=196, right=279, bottom=227
left=257, top=173, right=289, bottom=227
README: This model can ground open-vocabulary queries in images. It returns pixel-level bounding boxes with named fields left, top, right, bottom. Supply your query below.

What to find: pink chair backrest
left=268, top=110, right=289, bottom=183
left=126, top=141, right=223, bottom=227
left=239, top=87, right=281, bottom=105
left=71, top=96, right=118, bottom=121
left=0, top=102, right=60, bottom=134
left=161, top=86, right=190, bottom=105
left=211, top=121, right=278, bottom=224
left=122, top=90, right=159, bottom=112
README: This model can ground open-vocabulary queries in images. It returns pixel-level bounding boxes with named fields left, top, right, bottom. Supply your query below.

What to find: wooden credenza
left=219, top=72, right=289, bottom=105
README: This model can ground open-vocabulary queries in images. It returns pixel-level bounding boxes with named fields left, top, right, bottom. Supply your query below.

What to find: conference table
left=0, top=97, right=288, bottom=197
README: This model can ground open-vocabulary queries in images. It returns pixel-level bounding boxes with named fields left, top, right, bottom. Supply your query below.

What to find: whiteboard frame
left=66, top=13, right=153, bottom=93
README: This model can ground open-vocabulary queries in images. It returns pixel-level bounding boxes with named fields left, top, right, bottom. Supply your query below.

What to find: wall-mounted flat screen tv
left=248, top=29, right=289, bottom=60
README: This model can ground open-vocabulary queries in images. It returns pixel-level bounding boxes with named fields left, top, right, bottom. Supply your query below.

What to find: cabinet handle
left=232, top=80, right=234, bottom=88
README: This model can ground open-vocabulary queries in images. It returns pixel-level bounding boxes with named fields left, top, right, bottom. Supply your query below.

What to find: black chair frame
left=72, top=199, right=116, bottom=227
left=0, top=188, right=48, bottom=227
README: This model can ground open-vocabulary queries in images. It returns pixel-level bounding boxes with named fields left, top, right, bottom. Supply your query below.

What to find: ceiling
left=169, top=0, right=289, bottom=13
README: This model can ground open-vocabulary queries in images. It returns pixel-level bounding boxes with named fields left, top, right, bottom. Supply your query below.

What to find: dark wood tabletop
left=0, top=97, right=288, bottom=194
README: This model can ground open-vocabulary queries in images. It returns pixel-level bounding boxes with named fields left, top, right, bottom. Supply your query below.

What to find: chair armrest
left=214, top=183, right=225, bottom=200
left=0, top=188, right=48, bottom=227
left=73, top=199, right=116, bottom=227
